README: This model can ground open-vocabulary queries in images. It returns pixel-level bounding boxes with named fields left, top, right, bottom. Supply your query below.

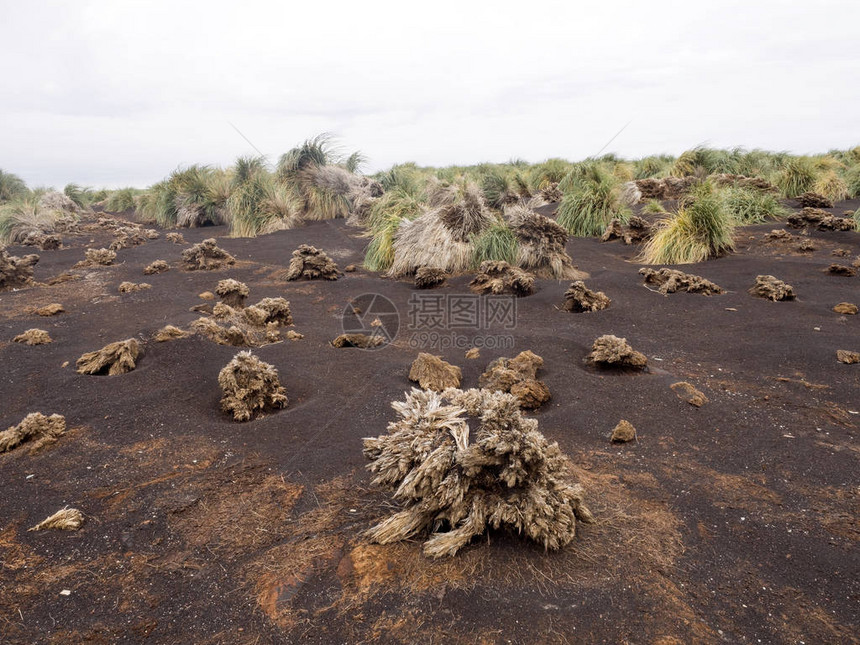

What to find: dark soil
left=1, top=205, right=858, bottom=644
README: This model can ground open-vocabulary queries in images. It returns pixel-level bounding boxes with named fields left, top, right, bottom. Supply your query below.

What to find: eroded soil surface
left=1, top=204, right=858, bottom=644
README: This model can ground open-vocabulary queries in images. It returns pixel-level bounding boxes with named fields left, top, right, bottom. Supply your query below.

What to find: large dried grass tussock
left=0, top=248, right=39, bottom=291
left=28, top=507, right=84, bottom=532
left=387, top=211, right=473, bottom=277
left=181, top=238, right=236, bottom=270
left=0, top=412, right=66, bottom=453
left=218, top=351, right=288, bottom=421
left=76, top=338, right=142, bottom=375
left=508, top=207, right=584, bottom=279
left=12, top=328, right=52, bottom=345
left=363, top=387, right=594, bottom=558
left=284, top=244, right=341, bottom=281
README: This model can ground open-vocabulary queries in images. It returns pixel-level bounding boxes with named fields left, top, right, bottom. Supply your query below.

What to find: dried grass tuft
left=414, top=267, right=447, bottom=289
left=363, top=387, right=593, bottom=558
left=118, top=281, right=151, bottom=293
left=28, top=507, right=84, bottom=532
left=215, top=278, right=250, bottom=307
left=0, top=412, right=65, bottom=453
left=166, top=232, right=186, bottom=244
left=563, top=281, right=611, bottom=312
left=153, top=325, right=190, bottom=342
left=284, top=244, right=341, bottom=281
left=143, top=260, right=170, bottom=275
left=586, top=335, right=647, bottom=370
left=12, top=328, right=52, bottom=345
left=34, top=303, right=64, bottom=316
left=218, top=351, right=288, bottom=421
left=76, top=338, right=141, bottom=375
left=181, top=238, right=236, bottom=271
left=749, top=275, right=795, bottom=301
left=469, top=261, right=534, bottom=297
left=508, top=207, right=584, bottom=279
left=408, top=353, right=462, bottom=392
left=639, top=268, right=723, bottom=295
left=479, top=350, right=550, bottom=410
left=0, top=248, right=39, bottom=291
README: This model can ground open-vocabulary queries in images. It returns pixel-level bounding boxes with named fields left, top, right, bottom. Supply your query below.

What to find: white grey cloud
left=1, top=0, right=858, bottom=187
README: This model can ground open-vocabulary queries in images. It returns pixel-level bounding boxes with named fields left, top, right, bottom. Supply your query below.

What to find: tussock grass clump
left=776, top=157, right=818, bottom=198
left=218, top=351, right=288, bottom=421
left=812, top=171, right=849, bottom=203
left=144, top=260, right=170, bottom=275
left=471, top=219, right=519, bottom=266
left=154, top=325, right=190, bottom=342
left=363, top=189, right=424, bottom=272
left=0, top=169, right=28, bottom=202
left=601, top=216, right=653, bottom=245
left=228, top=158, right=301, bottom=237
left=103, top=187, right=139, bottom=213
left=0, top=195, right=75, bottom=245
left=215, top=279, right=249, bottom=308
left=508, top=207, right=583, bottom=279
left=76, top=339, right=141, bottom=375
left=331, top=333, right=385, bottom=349
left=29, top=507, right=84, bottom=532
left=80, top=248, right=116, bottom=267
left=845, top=166, right=860, bottom=199
left=557, top=166, right=629, bottom=237
left=118, top=281, right=151, bottom=293
left=639, top=181, right=734, bottom=265
left=723, top=187, right=788, bottom=223
left=363, top=387, right=593, bottom=558
left=414, top=267, right=447, bottom=289
left=0, top=412, right=65, bottom=453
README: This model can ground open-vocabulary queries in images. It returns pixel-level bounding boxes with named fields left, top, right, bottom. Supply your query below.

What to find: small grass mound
left=218, top=351, right=288, bottom=422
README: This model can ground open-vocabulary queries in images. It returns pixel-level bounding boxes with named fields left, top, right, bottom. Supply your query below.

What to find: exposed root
left=118, top=281, right=151, bottom=293
left=408, top=353, right=462, bottom=392
left=143, top=260, right=170, bottom=275
left=363, top=387, right=594, bottom=558
left=749, top=275, right=796, bottom=301
left=586, top=335, right=647, bottom=370
left=153, top=325, right=190, bottom=342
left=216, top=279, right=250, bottom=307
left=0, top=412, right=66, bottom=453
left=414, top=267, right=447, bottom=289
left=28, top=507, right=84, bottom=532
left=181, top=238, right=236, bottom=271
left=0, top=248, right=39, bottom=291
left=284, top=244, right=341, bottom=281
left=469, top=260, right=535, bottom=297
left=12, top=329, right=52, bottom=345
left=76, top=339, right=142, bottom=375
left=563, top=281, right=610, bottom=312
left=639, top=268, right=724, bottom=295
left=479, top=350, right=550, bottom=410
left=218, top=351, right=288, bottom=421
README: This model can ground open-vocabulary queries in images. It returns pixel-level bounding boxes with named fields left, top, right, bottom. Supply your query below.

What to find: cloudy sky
left=2, top=0, right=858, bottom=188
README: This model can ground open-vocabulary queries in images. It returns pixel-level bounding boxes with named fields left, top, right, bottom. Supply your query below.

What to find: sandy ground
left=0, top=202, right=858, bottom=644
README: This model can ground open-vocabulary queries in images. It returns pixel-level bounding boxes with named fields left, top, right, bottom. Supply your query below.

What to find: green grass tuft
left=0, top=170, right=28, bottom=203
left=640, top=181, right=735, bottom=264
left=471, top=219, right=519, bottom=267
left=363, top=189, right=424, bottom=271
left=776, top=157, right=818, bottom=198
left=723, top=187, right=788, bottom=223
left=556, top=165, right=629, bottom=236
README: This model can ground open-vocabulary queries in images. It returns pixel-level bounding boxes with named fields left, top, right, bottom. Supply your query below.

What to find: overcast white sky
left=1, top=0, right=858, bottom=188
